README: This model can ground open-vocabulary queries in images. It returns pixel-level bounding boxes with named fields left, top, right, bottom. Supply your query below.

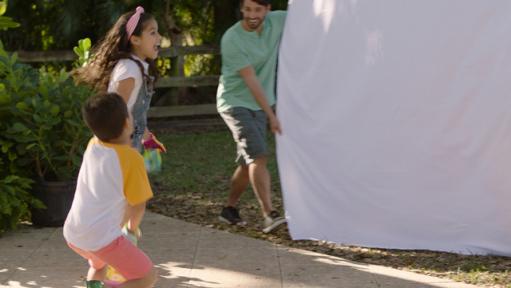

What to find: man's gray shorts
left=219, top=107, right=268, bottom=165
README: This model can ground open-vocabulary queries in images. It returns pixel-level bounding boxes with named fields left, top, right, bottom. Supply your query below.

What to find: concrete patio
left=0, top=213, right=480, bottom=288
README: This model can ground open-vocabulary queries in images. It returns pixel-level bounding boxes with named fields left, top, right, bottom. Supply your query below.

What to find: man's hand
left=239, top=66, right=282, bottom=135
left=269, top=115, right=282, bottom=135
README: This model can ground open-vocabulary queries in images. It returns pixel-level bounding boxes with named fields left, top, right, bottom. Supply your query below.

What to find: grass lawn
left=149, top=131, right=511, bottom=288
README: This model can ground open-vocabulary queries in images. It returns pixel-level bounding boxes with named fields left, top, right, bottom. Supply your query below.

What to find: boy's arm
left=122, top=202, right=146, bottom=233
left=121, top=150, right=153, bottom=234
left=239, top=65, right=282, bottom=135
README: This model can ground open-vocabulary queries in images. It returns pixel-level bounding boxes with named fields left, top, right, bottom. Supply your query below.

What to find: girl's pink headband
left=126, top=6, right=144, bottom=42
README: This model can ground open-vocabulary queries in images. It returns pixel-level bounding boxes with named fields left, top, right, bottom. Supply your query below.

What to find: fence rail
left=17, top=46, right=221, bottom=119
left=148, top=104, right=217, bottom=118
left=156, top=75, right=219, bottom=88
left=16, top=45, right=219, bottom=62
left=17, top=50, right=76, bottom=62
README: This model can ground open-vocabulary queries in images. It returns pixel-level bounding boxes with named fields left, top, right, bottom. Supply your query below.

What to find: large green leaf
left=0, top=16, right=19, bottom=29
left=79, top=38, right=91, bottom=51
left=9, top=122, right=28, bottom=133
left=0, top=1, right=6, bottom=16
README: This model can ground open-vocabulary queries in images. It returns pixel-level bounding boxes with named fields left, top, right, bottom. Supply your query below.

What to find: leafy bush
left=0, top=39, right=92, bottom=232
left=0, top=0, right=37, bottom=232
left=0, top=158, right=43, bottom=234
left=0, top=41, right=92, bottom=181
left=0, top=0, right=20, bottom=31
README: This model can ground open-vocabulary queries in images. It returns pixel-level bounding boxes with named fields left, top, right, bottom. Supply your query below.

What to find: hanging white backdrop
left=277, top=0, right=511, bottom=255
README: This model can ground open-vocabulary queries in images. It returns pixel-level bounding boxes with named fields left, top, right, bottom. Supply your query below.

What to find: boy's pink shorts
left=68, top=236, right=153, bottom=281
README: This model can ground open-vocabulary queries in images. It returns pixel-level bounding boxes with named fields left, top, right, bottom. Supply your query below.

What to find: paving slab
left=277, top=247, right=477, bottom=288
left=0, top=213, right=482, bottom=288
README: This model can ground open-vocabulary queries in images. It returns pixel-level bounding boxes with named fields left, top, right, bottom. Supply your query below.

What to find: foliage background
left=1, top=0, right=289, bottom=51
left=1, top=0, right=288, bottom=106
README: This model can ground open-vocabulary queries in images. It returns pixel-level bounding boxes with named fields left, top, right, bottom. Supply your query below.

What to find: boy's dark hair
left=241, top=0, right=271, bottom=6
left=82, top=93, right=129, bottom=142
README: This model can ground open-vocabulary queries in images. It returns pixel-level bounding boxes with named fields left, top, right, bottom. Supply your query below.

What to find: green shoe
left=85, top=280, right=104, bottom=288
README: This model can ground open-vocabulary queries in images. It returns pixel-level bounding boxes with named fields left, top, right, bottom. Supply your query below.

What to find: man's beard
left=244, top=17, right=263, bottom=31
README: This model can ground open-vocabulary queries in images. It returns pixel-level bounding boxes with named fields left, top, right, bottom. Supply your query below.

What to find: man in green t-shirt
left=216, top=0, right=287, bottom=233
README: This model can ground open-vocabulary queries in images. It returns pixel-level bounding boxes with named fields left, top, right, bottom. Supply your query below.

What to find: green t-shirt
left=216, top=11, right=287, bottom=112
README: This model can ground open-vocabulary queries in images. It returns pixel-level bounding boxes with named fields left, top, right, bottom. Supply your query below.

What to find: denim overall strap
left=131, top=75, right=154, bottom=151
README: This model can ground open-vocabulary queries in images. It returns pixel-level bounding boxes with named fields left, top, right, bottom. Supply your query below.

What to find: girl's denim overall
left=131, top=75, right=154, bottom=151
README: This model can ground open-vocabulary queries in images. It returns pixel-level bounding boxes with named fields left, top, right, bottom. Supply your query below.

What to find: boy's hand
left=122, top=225, right=141, bottom=245
left=143, top=132, right=167, bottom=152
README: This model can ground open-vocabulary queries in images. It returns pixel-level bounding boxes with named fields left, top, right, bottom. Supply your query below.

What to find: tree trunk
left=163, top=0, right=186, bottom=105
left=213, top=0, right=239, bottom=44
left=212, top=0, right=239, bottom=76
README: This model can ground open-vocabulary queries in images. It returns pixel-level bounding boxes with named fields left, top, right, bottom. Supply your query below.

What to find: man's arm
left=239, top=66, right=282, bottom=134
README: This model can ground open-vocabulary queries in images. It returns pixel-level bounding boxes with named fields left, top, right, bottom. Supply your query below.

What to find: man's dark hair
left=240, top=0, right=271, bottom=6
left=82, top=92, right=129, bottom=141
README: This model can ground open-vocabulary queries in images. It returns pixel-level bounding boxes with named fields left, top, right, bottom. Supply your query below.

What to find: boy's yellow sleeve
left=123, top=151, right=153, bottom=206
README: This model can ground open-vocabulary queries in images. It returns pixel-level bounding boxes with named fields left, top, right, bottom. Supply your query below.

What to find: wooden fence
left=17, top=46, right=220, bottom=118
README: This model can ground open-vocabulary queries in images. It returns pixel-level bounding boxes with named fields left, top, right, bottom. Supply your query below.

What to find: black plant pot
left=31, top=180, right=76, bottom=227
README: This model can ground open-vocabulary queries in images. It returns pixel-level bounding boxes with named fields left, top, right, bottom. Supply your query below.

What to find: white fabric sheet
left=277, top=0, right=511, bottom=255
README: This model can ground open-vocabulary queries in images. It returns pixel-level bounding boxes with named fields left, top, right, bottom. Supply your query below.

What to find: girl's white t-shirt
left=107, top=55, right=149, bottom=112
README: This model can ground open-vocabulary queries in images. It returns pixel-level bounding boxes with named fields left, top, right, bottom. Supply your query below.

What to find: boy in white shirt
left=64, top=92, right=157, bottom=288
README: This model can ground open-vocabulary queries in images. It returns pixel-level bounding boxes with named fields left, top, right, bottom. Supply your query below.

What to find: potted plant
left=0, top=41, right=92, bottom=226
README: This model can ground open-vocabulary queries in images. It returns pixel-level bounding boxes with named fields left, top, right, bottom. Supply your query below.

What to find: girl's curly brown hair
left=73, top=9, right=159, bottom=92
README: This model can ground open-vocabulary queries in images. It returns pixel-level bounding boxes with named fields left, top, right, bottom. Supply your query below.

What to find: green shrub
left=0, top=39, right=92, bottom=232
left=0, top=0, right=20, bottom=31
left=0, top=158, right=43, bottom=234
left=0, top=41, right=92, bottom=181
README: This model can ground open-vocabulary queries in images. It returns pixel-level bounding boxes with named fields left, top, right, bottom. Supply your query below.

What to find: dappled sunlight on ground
left=156, top=261, right=280, bottom=287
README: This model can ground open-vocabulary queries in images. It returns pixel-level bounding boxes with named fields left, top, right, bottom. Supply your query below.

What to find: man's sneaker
left=219, top=206, right=246, bottom=226
left=262, top=210, right=287, bottom=233
left=85, top=280, right=105, bottom=288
